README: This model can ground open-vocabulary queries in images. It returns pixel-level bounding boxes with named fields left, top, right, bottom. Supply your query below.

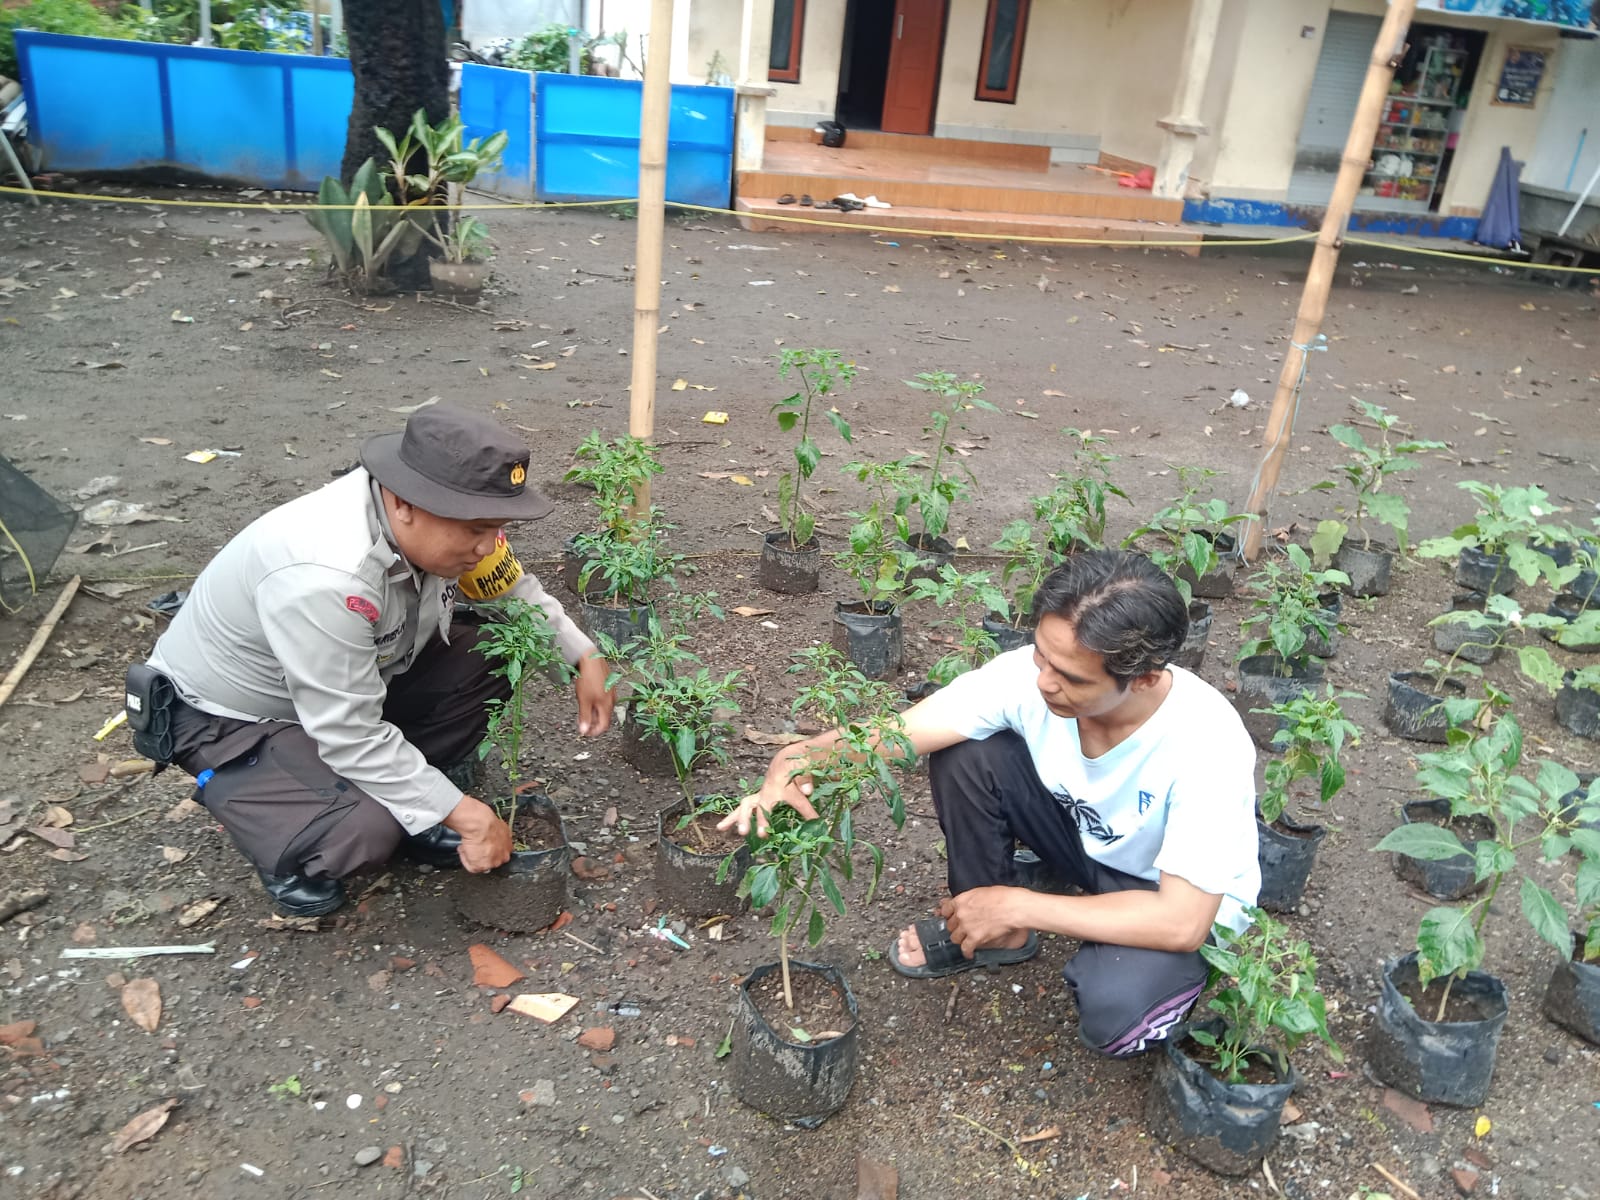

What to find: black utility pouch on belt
left=124, top=664, right=176, bottom=767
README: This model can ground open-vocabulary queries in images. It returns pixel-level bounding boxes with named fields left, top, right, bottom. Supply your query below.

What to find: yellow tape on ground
left=3, top=183, right=1596, bottom=266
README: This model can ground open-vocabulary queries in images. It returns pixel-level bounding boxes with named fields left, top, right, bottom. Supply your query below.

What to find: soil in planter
left=509, top=805, right=564, bottom=852
left=667, top=811, right=745, bottom=858
left=1394, top=973, right=1501, bottom=1025
left=1178, top=1035, right=1280, bottom=1087
left=745, top=961, right=857, bottom=1043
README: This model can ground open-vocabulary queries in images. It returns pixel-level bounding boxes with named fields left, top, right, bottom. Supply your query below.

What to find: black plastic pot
left=1369, top=952, right=1508, bottom=1107
left=580, top=598, right=655, bottom=651
left=898, top=533, right=954, bottom=583
left=982, top=612, right=1032, bottom=653
left=654, top=799, right=750, bottom=918
left=1333, top=540, right=1394, bottom=598
left=1178, top=530, right=1237, bottom=600
left=1302, top=592, right=1342, bottom=659
left=1542, top=595, right=1600, bottom=654
left=450, top=793, right=570, bottom=933
left=1171, top=601, right=1212, bottom=672
left=1557, top=773, right=1599, bottom=836
left=1143, top=1019, right=1296, bottom=1176
left=1383, top=671, right=1468, bottom=743
left=562, top=534, right=601, bottom=599
left=1391, top=800, right=1492, bottom=901
left=1256, top=814, right=1326, bottom=913
left=1573, top=563, right=1600, bottom=605
left=1236, top=654, right=1324, bottom=706
left=731, top=960, right=859, bottom=1128
left=619, top=705, right=675, bottom=778
left=1556, top=674, right=1600, bottom=741
left=831, top=600, right=903, bottom=680
left=1543, top=941, right=1600, bottom=1046
left=1455, top=546, right=1516, bottom=595
left=1433, top=590, right=1504, bottom=666
left=759, top=530, right=821, bottom=595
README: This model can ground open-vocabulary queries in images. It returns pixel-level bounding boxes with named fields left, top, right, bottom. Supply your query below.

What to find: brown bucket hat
left=360, top=406, right=553, bottom=521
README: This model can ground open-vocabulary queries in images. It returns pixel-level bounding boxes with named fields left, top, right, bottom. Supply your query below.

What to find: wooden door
left=881, top=0, right=945, bottom=135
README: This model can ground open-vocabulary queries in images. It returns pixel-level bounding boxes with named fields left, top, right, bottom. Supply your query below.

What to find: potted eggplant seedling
left=1145, top=908, right=1341, bottom=1176
left=450, top=598, right=577, bottom=933
left=1031, top=428, right=1129, bottom=557
left=1510, top=644, right=1600, bottom=744
left=906, top=564, right=1011, bottom=696
left=1251, top=687, right=1362, bottom=912
left=990, top=519, right=1046, bottom=651
left=1234, top=545, right=1348, bottom=737
left=575, top=506, right=686, bottom=651
left=762, top=348, right=856, bottom=594
left=1307, top=399, right=1446, bottom=597
left=897, top=371, right=997, bottom=579
left=1382, top=645, right=1502, bottom=744
left=1543, top=774, right=1600, bottom=1044
left=562, top=432, right=663, bottom=597
left=729, top=647, right=916, bottom=1128
left=1416, top=481, right=1571, bottom=597
left=1124, top=465, right=1246, bottom=602
left=833, top=456, right=921, bottom=679
left=1370, top=712, right=1577, bottom=1105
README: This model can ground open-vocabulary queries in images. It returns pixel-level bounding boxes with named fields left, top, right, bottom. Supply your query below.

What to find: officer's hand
left=575, top=652, right=615, bottom=737
left=443, top=794, right=513, bottom=873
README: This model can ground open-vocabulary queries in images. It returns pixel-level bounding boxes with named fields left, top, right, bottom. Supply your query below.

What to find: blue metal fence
left=458, top=63, right=535, bottom=201
left=16, top=31, right=352, bottom=190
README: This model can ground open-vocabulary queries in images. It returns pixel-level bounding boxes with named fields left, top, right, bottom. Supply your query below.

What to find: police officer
left=129, top=406, right=614, bottom=916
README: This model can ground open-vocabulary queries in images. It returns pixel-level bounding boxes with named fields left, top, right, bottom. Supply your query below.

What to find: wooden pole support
left=1239, top=0, right=1418, bottom=560
left=0, top=575, right=81, bottom=709
left=627, top=0, right=675, bottom=517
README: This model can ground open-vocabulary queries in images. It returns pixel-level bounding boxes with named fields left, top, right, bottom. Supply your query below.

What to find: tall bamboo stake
left=628, top=0, right=674, bottom=516
left=1240, top=0, right=1418, bottom=560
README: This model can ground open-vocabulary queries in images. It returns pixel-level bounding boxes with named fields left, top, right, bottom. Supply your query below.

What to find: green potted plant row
left=561, top=432, right=662, bottom=598
left=575, top=506, right=686, bottom=649
left=763, top=348, right=856, bottom=595
left=1033, top=428, right=1128, bottom=557
left=898, top=370, right=997, bottom=578
left=728, top=648, right=915, bottom=1127
left=1544, top=776, right=1600, bottom=1044
left=1416, top=481, right=1572, bottom=597
left=1234, top=545, right=1349, bottom=737
left=906, top=564, right=1010, bottom=696
left=832, top=456, right=921, bottom=679
left=1124, top=465, right=1246, bottom=603
left=990, top=518, right=1048, bottom=647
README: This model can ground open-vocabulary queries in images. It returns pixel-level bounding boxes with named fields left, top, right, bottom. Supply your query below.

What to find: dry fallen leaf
left=110, top=1098, right=178, bottom=1152
left=26, top=826, right=75, bottom=850
left=122, top=978, right=162, bottom=1032
left=160, top=846, right=189, bottom=865
left=1041, top=390, right=1067, bottom=398
left=1017, top=1125, right=1062, bottom=1146
left=41, top=805, right=74, bottom=829
left=164, top=799, right=203, bottom=822
left=177, top=897, right=223, bottom=928
left=731, top=606, right=775, bottom=618
left=48, top=848, right=89, bottom=862
left=671, top=378, right=688, bottom=391
left=532, top=362, right=557, bottom=371
left=743, top=726, right=805, bottom=747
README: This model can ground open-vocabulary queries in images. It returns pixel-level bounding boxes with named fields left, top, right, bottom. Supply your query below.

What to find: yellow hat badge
left=509, top=462, right=527, bottom=487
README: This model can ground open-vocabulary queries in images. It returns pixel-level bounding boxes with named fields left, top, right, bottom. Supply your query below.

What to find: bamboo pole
left=627, top=0, right=674, bottom=515
left=0, top=576, right=80, bottom=709
left=1239, top=0, right=1418, bottom=560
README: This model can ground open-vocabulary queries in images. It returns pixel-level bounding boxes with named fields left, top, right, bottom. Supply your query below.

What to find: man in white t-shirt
left=722, top=550, right=1259, bottom=1057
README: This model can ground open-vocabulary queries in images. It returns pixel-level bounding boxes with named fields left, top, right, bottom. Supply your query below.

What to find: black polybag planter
left=1369, top=953, right=1508, bottom=1106
left=561, top=534, right=599, bottom=599
left=1177, top=530, right=1237, bottom=599
left=1543, top=943, right=1600, bottom=1046
left=982, top=612, right=1033, bottom=653
left=1172, top=601, right=1212, bottom=672
left=1383, top=671, right=1467, bottom=743
left=731, top=961, right=859, bottom=1128
left=1333, top=540, right=1393, bottom=598
left=619, top=705, right=675, bottom=778
left=1455, top=546, right=1516, bottom=595
left=1143, top=1019, right=1296, bottom=1176
left=580, top=598, right=655, bottom=650
left=1302, top=592, right=1342, bottom=659
left=1556, top=675, right=1600, bottom=742
left=898, top=533, right=955, bottom=583
left=1432, top=590, right=1504, bottom=666
left=1236, top=655, right=1324, bottom=706
left=1542, top=595, right=1600, bottom=654
left=1256, top=814, right=1326, bottom=913
left=759, top=530, right=821, bottom=595
left=654, top=800, right=750, bottom=918
left=831, top=600, right=903, bottom=679
left=1390, top=800, right=1492, bottom=901
left=449, top=793, right=570, bottom=933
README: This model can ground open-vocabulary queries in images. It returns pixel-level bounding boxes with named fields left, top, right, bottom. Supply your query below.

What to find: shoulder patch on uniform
left=345, top=595, right=380, bottom=623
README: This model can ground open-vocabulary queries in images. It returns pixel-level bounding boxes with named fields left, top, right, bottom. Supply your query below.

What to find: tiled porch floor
left=758, top=137, right=1140, bottom=196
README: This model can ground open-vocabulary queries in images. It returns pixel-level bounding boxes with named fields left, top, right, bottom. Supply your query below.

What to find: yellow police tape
left=1, top=182, right=1596, bottom=269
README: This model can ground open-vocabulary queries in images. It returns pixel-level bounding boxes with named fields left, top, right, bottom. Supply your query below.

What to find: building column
left=734, top=0, right=776, bottom=173
left=1154, top=0, right=1224, bottom=201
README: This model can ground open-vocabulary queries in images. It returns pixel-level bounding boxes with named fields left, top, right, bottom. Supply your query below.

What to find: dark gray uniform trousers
left=168, top=619, right=510, bottom=881
left=930, top=730, right=1209, bottom=1057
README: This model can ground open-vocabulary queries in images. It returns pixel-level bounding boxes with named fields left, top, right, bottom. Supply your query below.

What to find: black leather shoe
left=403, top=824, right=464, bottom=870
left=258, top=870, right=346, bottom=917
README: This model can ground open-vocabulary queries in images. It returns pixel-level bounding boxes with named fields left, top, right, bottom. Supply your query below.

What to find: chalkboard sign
left=1493, top=47, right=1546, bottom=106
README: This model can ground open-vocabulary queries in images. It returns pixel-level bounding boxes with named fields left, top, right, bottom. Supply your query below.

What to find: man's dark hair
left=1029, top=550, right=1188, bottom=685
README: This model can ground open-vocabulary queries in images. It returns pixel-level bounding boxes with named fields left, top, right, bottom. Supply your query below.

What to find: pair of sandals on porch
left=776, top=191, right=892, bottom=212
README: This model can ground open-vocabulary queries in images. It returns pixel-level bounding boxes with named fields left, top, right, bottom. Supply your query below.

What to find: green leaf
left=1417, top=905, right=1483, bottom=985
left=775, top=410, right=799, bottom=432
left=1520, top=878, right=1573, bottom=957
left=1576, top=857, right=1600, bottom=908
left=1309, top=520, right=1346, bottom=568
left=714, top=1030, right=733, bottom=1059
left=790, top=1026, right=813, bottom=1043
left=807, top=908, right=826, bottom=946
left=823, top=408, right=853, bottom=443
left=795, top=437, right=821, bottom=479
left=1374, top=824, right=1468, bottom=861
left=1473, top=840, right=1516, bottom=882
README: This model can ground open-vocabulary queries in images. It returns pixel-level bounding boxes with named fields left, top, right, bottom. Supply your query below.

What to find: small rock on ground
left=353, top=1147, right=382, bottom=1167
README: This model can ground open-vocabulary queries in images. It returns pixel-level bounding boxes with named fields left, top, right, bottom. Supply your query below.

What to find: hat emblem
left=509, top=463, right=527, bottom=487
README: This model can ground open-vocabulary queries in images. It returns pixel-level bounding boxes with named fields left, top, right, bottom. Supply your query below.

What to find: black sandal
left=799, top=194, right=814, bottom=206
left=888, top=918, right=1040, bottom=979
left=776, top=193, right=797, bottom=205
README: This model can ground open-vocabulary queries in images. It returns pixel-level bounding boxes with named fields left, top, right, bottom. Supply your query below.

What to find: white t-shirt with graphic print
left=923, top=648, right=1260, bottom=932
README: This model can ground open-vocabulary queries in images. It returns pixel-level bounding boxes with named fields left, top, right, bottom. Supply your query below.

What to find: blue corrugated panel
left=459, top=64, right=534, bottom=201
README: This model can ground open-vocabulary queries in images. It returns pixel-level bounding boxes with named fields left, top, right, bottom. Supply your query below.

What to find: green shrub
left=1, top=0, right=119, bottom=79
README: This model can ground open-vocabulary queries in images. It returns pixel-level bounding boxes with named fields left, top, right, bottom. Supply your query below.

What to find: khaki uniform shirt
left=149, top=468, right=594, bottom=831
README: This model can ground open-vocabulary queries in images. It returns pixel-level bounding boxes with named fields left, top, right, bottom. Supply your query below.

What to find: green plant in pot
left=1123, top=465, right=1246, bottom=603
left=1369, top=712, right=1580, bottom=1104
left=1308, top=399, right=1446, bottom=596
left=574, top=506, right=687, bottom=650
left=1031, top=427, right=1129, bottom=556
left=425, top=213, right=492, bottom=297
left=1543, top=774, right=1600, bottom=1044
left=1235, top=545, right=1349, bottom=714
left=562, top=433, right=663, bottom=596
left=1416, top=481, right=1572, bottom=597
left=1518, top=647, right=1600, bottom=744
left=899, top=370, right=997, bottom=570
left=906, top=564, right=1011, bottom=689
left=992, top=518, right=1048, bottom=636
left=763, top=348, right=856, bottom=594
left=1251, top=687, right=1362, bottom=912
left=832, top=456, right=921, bottom=679
left=1145, top=907, right=1341, bottom=1176
left=728, top=646, right=915, bottom=1127
left=451, top=598, right=576, bottom=933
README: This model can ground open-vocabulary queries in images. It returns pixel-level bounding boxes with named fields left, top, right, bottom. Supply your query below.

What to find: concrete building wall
left=688, top=0, right=845, bottom=119
left=1517, top=31, right=1597, bottom=193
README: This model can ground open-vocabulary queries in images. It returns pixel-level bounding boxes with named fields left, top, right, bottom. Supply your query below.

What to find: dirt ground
left=1, top=191, right=1598, bottom=1200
